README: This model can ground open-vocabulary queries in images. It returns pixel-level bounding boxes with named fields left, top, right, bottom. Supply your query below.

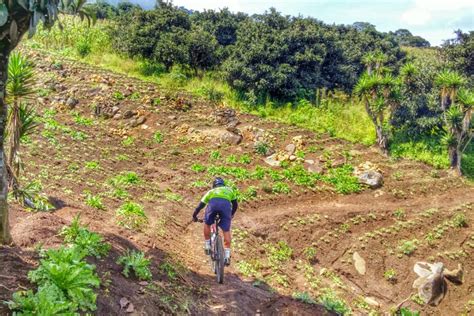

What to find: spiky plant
left=435, top=70, right=467, bottom=110
left=6, top=52, right=37, bottom=192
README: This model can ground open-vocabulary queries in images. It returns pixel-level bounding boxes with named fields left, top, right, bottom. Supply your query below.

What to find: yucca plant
left=436, top=70, right=471, bottom=175
left=6, top=52, right=37, bottom=194
left=354, top=61, right=399, bottom=155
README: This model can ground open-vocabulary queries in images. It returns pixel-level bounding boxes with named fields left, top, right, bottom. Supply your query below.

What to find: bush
left=117, top=250, right=152, bottom=281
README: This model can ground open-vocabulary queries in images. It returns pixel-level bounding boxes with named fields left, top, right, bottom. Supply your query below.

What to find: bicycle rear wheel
left=215, top=235, right=225, bottom=284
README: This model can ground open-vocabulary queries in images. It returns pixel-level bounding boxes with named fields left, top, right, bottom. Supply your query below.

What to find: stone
left=332, top=158, right=346, bottom=168
left=304, top=159, right=315, bottom=165
left=119, top=297, right=129, bottom=309
left=357, top=170, right=383, bottom=189
left=307, top=164, right=323, bottom=174
left=135, top=116, right=146, bottom=126
left=111, top=106, right=120, bottom=115
left=126, top=303, right=134, bottom=313
left=167, top=115, right=177, bottom=120
left=353, top=252, right=366, bottom=275
left=220, top=131, right=242, bottom=145
left=264, top=154, right=281, bottom=167
left=139, top=281, right=149, bottom=286
left=289, top=155, right=297, bottom=161
left=113, top=113, right=121, bottom=120
left=364, top=297, right=380, bottom=307
left=66, top=97, right=79, bottom=109
left=285, top=143, right=296, bottom=155
left=122, top=110, right=134, bottom=119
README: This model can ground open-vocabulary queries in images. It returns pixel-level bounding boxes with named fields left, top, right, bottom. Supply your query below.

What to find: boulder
left=122, top=110, right=135, bottom=119
left=413, top=262, right=446, bottom=306
left=220, top=131, right=242, bottom=145
left=65, top=97, right=79, bottom=109
left=358, top=170, right=383, bottom=189
left=307, top=164, right=323, bottom=174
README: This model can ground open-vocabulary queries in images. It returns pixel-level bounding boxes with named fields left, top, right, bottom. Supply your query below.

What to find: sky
left=130, top=0, right=474, bottom=46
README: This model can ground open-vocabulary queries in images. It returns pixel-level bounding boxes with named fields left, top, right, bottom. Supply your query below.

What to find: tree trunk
left=449, top=145, right=462, bottom=176
left=375, top=125, right=389, bottom=156
left=0, top=51, right=11, bottom=244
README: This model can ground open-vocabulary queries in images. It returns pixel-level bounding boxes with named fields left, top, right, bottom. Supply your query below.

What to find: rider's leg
left=223, top=230, right=231, bottom=249
left=203, top=205, right=215, bottom=255
left=203, top=224, right=211, bottom=240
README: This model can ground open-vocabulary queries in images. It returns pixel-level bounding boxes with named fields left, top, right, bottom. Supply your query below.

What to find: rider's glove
left=192, top=215, right=198, bottom=222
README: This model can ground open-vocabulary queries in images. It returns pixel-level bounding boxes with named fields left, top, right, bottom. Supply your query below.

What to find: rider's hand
left=192, top=215, right=198, bottom=222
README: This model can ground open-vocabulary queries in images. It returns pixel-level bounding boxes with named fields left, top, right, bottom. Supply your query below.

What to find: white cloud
left=401, top=0, right=474, bottom=26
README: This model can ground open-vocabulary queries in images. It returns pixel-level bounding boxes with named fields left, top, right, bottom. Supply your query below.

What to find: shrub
left=76, top=37, right=92, bottom=57
left=117, top=250, right=152, bottom=281
left=323, top=165, right=360, bottom=194
left=452, top=213, right=468, bottom=228
left=293, top=292, right=317, bottom=304
left=254, top=141, right=271, bottom=156
left=398, top=239, right=419, bottom=256
left=318, top=288, right=351, bottom=315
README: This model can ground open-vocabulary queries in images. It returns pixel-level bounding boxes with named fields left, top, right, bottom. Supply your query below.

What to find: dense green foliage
left=110, top=4, right=404, bottom=101
left=442, top=30, right=474, bottom=83
left=389, top=29, right=430, bottom=47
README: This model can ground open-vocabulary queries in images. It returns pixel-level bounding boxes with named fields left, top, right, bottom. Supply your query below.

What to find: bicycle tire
left=216, top=235, right=225, bottom=284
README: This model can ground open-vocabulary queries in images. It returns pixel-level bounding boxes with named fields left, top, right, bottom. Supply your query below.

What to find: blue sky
left=128, top=0, right=474, bottom=46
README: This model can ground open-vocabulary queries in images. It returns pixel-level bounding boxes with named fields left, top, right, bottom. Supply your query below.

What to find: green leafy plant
left=84, top=161, right=99, bottom=169
left=153, top=131, right=164, bottom=143
left=121, top=136, right=135, bottom=146
left=452, top=213, right=468, bottom=228
left=393, top=208, right=406, bottom=220
left=209, top=150, right=221, bottom=160
left=191, top=164, right=206, bottom=173
left=303, top=246, right=317, bottom=261
left=254, top=141, right=271, bottom=156
left=398, top=239, right=419, bottom=256
left=272, top=182, right=291, bottom=194
left=384, top=268, right=397, bottom=282
left=318, top=288, right=351, bottom=315
left=112, top=91, right=125, bottom=100
left=85, top=193, right=104, bottom=210
left=108, top=172, right=140, bottom=187
left=28, top=247, right=100, bottom=311
left=7, top=283, right=78, bottom=315
left=293, top=291, right=317, bottom=304
left=397, top=307, right=421, bottom=316
left=117, top=250, right=152, bottom=281
left=116, top=202, right=148, bottom=230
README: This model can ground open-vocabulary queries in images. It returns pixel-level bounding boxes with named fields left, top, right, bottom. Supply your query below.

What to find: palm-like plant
left=60, top=0, right=96, bottom=25
left=435, top=70, right=467, bottom=110
left=6, top=52, right=37, bottom=193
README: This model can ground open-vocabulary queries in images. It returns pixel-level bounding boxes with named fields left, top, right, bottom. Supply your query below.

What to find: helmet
left=212, top=177, right=225, bottom=188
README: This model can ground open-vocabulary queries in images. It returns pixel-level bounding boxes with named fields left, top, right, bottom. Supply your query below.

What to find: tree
left=354, top=54, right=399, bottom=155
left=435, top=70, right=471, bottom=175
left=442, top=30, right=474, bottom=83
left=6, top=52, right=37, bottom=195
left=390, top=29, right=430, bottom=47
left=187, top=27, right=218, bottom=76
left=0, top=1, right=86, bottom=244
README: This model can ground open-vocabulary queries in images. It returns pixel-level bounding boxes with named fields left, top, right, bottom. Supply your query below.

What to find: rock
left=126, top=303, right=135, bottom=313
left=134, top=116, right=146, bottom=126
left=304, top=159, right=315, bottom=165
left=65, top=97, right=79, bottom=109
left=353, top=252, right=366, bottom=275
left=113, top=113, right=121, bottom=120
left=264, top=154, right=281, bottom=167
left=167, top=115, right=177, bottom=120
left=139, top=281, right=149, bottom=286
left=307, top=164, right=323, bottom=174
left=289, top=155, right=297, bottom=161
left=357, top=170, right=383, bottom=189
left=220, top=131, right=242, bottom=145
left=122, top=110, right=134, bottom=119
left=119, top=297, right=129, bottom=309
left=332, top=158, right=346, bottom=168
left=364, top=297, right=380, bottom=307
left=111, top=106, right=120, bottom=115
left=285, top=143, right=296, bottom=155
left=413, top=262, right=446, bottom=306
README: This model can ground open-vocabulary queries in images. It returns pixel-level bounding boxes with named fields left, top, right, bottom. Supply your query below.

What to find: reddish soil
left=0, top=47, right=473, bottom=315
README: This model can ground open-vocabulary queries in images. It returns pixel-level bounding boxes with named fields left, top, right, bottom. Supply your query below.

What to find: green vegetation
left=398, top=239, right=419, bottom=256
left=318, top=288, right=352, bottom=315
left=384, top=268, right=397, bottom=282
left=116, top=202, right=148, bottom=230
left=117, top=250, right=152, bottom=281
left=293, top=292, right=317, bottom=305
left=85, top=193, right=105, bottom=210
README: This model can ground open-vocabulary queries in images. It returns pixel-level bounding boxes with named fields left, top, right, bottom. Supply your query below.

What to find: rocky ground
left=0, top=47, right=473, bottom=315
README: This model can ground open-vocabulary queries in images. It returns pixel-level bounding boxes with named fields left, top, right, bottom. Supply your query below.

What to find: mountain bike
left=197, top=216, right=225, bottom=284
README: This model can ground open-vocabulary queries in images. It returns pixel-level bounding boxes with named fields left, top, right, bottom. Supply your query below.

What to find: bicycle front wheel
left=215, top=235, right=225, bottom=284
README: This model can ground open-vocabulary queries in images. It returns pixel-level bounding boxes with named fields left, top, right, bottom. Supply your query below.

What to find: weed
left=226, top=154, right=238, bottom=163
left=318, top=288, right=351, bottom=315
left=236, top=260, right=259, bottom=277
left=112, top=91, right=125, bottom=101
left=129, top=91, right=141, bottom=100
left=293, top=292, right=317, bottom=304
left=73, top=113, right=93, bottom=126
left=85, top=193, right=105, bottom=210
left=84, top=161, right=99, bottom=169
left=159, top=261, right=177, bottom=280
left=76, top=38, right=92, bottom=57
left=392, top=171, right=403, bottom=181
left=191, top=180, right=207, bottom=188
left=397, top=307, right=421, bottom=316
left=266, top=241, right=293, bottom=265
left=452, top=213, right=468, bottom=228
left=153, top=131, right=164, bottom=143
left=384, top=268, right=397, bottom=282
left=164, top=191, right=183, bottom=202
left=191, top=164, right=206, bottom=173
left=410, top=294, right=424, bottom=306
left=109, top=172, right=140, bottom=187
left=117, top=250, right=152, bottom=281
left=254, top=141, right=271, bottom=156
left=398, top=239, right=419, bottom=256
left=272, top=182, right=291, bottom=194
left=239, top=154, right=252, bottom=164
left=121, top=136, right=135, bottom=146
left=393, top=208, right=406, bottom=220
left=116, top=154, right=130, bottom=161
left=242, top=186, right=258, bottom=200
left=303, top=246, right=317, bottom=261
left=209, top=150, right=221, bottom=160
left=323, top=164, right=360, bottom=194
left=116, top=202, right=148, bottom=230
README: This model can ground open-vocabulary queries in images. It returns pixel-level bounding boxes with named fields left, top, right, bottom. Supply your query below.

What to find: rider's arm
left=193, top=201, right=206, bottom=218
left=231, top=199, right=238, bottom=217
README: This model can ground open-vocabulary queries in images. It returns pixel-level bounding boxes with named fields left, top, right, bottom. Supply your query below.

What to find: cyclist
left=193, top=177, right=238, bottom=266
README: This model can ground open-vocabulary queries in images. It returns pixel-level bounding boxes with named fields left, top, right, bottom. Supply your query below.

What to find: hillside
left=0, top=45, right=473, bottom=315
